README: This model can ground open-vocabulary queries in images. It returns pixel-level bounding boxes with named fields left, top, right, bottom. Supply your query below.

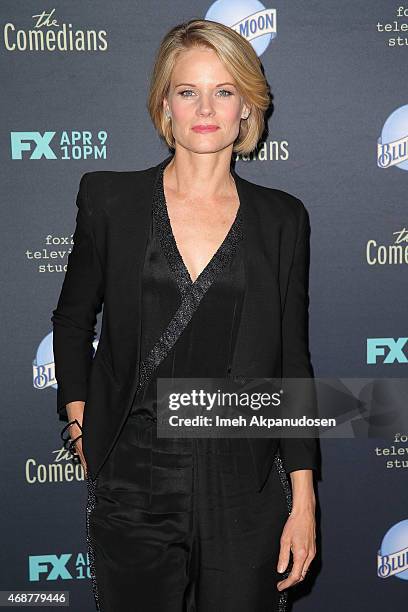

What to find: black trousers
left=86, top=412, right=292, bottom=611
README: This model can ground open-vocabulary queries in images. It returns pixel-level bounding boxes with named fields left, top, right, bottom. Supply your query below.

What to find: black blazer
left=51, top=153, right=319, bottom=492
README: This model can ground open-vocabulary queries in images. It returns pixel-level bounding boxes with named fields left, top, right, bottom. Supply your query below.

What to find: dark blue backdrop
left=2, top=1, right=407, bottom=610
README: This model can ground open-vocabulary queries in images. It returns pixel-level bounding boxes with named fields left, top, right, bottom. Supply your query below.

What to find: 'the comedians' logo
left=3, top=8, right=108, bottom=52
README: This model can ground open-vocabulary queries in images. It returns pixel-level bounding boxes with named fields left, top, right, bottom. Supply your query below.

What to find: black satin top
left=129, top=158, right=246, bottom=419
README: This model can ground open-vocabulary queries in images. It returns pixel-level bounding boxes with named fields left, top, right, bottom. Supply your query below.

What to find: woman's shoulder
left=80, top=162, right=157, bottom=193
left=75, top=162, right=160, bottom=216
left=239, top=172, right=310, bottom=226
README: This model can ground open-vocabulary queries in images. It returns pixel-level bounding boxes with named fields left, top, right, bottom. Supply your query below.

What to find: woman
left=53, top=18, right=318, bottom=612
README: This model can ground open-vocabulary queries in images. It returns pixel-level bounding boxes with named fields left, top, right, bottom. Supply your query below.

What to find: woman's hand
left=276, top=468, right=316, bottom=591
left=71, top=428, right=88, bottom=477
left=66, top=401, right=88, bottom=477
left=276, top=506, right=316, bottom=590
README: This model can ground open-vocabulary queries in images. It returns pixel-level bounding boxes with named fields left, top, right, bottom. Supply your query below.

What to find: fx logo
left=29, top=554, right=72, bottom=581
left=10, top=132, right=56, bottom=159
left=367, top=338, right=408, bottom=364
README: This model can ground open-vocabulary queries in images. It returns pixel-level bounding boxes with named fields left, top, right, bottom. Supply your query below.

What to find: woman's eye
left=178, top=89, right=234, bottom=97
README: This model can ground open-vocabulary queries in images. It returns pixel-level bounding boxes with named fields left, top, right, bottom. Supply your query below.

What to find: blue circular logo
left=377, top=104, right=408, bottom=171
left=377, top=519, right=408, bottom=580
left=205, top=0, right=277, bottom=57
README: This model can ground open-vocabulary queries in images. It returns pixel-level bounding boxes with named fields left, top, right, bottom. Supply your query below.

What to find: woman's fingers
left=276, top=512, right=316, bottom=591
left=277, top=536, right=291, bottom=574
left=299, top=553, right=315, bottom=579
left=277, top=546, right=308, bottom=590
left=72, top=435, right=88, bottom=477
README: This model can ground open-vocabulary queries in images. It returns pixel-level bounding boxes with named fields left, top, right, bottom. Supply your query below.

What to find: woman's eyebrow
left=174, top=82, right=236, bottom=87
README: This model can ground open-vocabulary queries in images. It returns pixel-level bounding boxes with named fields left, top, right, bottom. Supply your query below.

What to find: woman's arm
left=277, top=199, right=318, bottom=591
left=279, top=199, right=318, bottom=475
left=51, top=173, right=104, bottom=422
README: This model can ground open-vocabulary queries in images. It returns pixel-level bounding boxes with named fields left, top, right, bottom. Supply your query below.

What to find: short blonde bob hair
left=147, top=18, right=271, bottom=156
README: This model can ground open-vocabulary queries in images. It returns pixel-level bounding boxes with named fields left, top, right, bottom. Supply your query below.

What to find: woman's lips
left=192, top=125, right=220, bottom=133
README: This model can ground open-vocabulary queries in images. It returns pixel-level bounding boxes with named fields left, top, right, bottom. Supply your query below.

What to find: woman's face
left=163, top=46, right=250, bottom=155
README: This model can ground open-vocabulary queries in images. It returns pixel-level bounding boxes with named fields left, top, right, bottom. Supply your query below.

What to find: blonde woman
left=52, top=18, right=318, bottom=612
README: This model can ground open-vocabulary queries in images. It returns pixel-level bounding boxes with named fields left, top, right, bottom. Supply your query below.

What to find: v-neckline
left=155, top=156, right=243, bottom=289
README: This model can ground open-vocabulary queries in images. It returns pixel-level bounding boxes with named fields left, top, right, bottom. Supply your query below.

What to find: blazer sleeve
left=51, top=173, right=104, bottom=422
left=279, top=199, right=319, bottom=474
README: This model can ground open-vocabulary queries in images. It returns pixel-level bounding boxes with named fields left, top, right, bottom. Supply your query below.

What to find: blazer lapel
left=229, top=164, right=282, bottom=378
left=115, top=157, right=172, bottom=410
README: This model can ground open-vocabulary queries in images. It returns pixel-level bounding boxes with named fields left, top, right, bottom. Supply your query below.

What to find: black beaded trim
left=153, top=158, right=191, bottom=296
left=274, top=450, right=293, bottom=612
left=153, top=156, right=243, bottom=297
left=85, top=473, right=101, bottom=611
left=135, top=158, right=244, bottom=396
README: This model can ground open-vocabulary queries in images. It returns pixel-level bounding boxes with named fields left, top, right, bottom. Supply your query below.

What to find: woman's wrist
left=289, top=469, right=316, bottom=513
left=60, top=418, right=83, bottom=465
left=66, top=400, right=85, bottom=424
left=291, top=500, right=316, bottom=517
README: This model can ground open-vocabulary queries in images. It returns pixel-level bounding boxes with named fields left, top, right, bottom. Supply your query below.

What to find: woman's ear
left=241, top=103, right=251, bottom=120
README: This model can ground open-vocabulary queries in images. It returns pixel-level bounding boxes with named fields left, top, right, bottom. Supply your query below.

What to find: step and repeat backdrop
left=2, top=1, right=408, bottom=610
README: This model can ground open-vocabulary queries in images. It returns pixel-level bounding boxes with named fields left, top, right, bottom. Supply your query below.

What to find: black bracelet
left=60, top=419, right=83, bottom=465
left=68, top=434, right=83, bottom=464
left=60, top=419, right=82, bottom=448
